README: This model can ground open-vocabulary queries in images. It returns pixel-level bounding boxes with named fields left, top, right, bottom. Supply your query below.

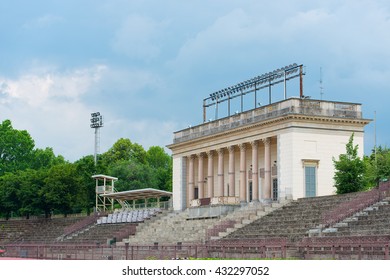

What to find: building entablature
left=170, top=98, right=369, bottom=147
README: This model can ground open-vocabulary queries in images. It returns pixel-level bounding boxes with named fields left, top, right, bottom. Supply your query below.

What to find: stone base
left=260, top=198, right=273, bottom=205
left=188, top=205, right=239, bottom=219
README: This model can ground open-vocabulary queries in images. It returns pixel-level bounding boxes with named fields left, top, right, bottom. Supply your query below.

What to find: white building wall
left=172, top=156, right=186, bottom=210
left=278, top=132, right=294, bottom=199
left=279, top=128, right=365, bottom=200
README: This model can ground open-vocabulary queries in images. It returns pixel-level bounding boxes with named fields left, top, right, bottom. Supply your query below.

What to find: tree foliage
left=102, top=138, right=147, bottom=165
left=0, top=120, right=172, bottom=218
left=0, top=120, right=35, bottom=175
left=333, top=134, right=366, bottom=194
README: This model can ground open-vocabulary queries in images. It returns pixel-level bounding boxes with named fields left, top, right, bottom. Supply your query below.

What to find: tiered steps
left=126, top=210, right=218, bottom=245
left=322, top=197, right=390, bottom=236
left=62, top=223, right=135, bottom=244
left=224, top=192, right=361, bottom=242
left=62, top=209, right=166, bottom=244
left=125, top=200, right=291, bottom=245
left=0, top=216, right=85, bottom=244
left=206, top=200, right=291, bottom=240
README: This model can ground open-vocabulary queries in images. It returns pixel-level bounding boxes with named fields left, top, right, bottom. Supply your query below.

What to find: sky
left=1, top=0, right=389, bottom=162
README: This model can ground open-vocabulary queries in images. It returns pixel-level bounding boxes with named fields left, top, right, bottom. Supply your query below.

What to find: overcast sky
left=1, top=0, right=389, bottom=162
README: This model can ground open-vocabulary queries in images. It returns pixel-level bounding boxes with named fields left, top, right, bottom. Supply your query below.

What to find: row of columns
left=187, top=138, right=272, bottom=204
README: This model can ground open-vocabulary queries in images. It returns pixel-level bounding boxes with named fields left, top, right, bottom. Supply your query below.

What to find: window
left=302, top=159, right=319, bottom=198
left=194, top=187, right=199, bottom=199
left=248, top=181, right=253, bottom=202
left=272, top=179, right=278, bottom=201
left=305, top=166, right=316, bottom=197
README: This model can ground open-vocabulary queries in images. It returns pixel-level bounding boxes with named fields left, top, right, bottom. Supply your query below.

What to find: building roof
left=168, top=97, right=371, bottom=148
left=100, top=188, right=172, bottom=201
left=92, top=174, right=118, bottom=181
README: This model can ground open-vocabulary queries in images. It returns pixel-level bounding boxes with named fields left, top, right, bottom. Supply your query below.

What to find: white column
left=217, top=148, right=224, bottom=197
left=251, top=141, right=259, bottom=202
left=172, top=156, right=188, bottom=211
left=188, top=155, right=195, bottom=202
left=197, top=153, right=204, bottom=199
left=207, top=151, right=214, bottom=198
left=239, top=143, right=247, bottom=203
left=263, top=137, right=272, bottom=202
left=228, top=145, right=235, bottom=197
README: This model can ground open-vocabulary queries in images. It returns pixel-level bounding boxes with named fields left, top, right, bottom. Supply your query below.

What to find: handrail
left=322, top=181, right=390, bottom=227
left=63, top=212, right=104, bottom=236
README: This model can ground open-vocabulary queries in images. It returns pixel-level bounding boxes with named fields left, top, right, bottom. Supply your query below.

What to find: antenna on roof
left=320, top=67, right=324, bottom=100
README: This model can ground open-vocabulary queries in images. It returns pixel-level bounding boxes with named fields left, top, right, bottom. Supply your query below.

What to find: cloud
left=0, top=65, right=107, bottom=161
left=2, top=0, right=390, bottom=160
left=168, top=2, right=390, bottom=89
left=0, top=65, right=106, bottom=107
left=103, top=118, right=179, bottom=154
left=22, top=14, right=64, bottom=29
left=0, top=63, right=177, bottom=161
left=111, top=15, right=168, bottom=60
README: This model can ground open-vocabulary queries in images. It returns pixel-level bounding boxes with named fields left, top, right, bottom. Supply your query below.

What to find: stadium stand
left=1, top=182, right=390, bottom=259
left=0, top=216, right=85, bottom=244
left=222, top=192, right=361, bottom=242
left=96, top=208, right=161, bottom=224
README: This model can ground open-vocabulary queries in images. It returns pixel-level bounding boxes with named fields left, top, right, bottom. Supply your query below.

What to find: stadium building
left=3, top=64, right=390, bottom=261
left=167, top=64, right=371, bottom=212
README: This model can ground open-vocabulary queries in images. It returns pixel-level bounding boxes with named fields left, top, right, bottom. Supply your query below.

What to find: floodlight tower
left=90, top=112, right=103, bottom=166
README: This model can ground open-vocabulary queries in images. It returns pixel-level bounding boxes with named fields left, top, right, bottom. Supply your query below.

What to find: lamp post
left=90, top=112, right=103, bottom=166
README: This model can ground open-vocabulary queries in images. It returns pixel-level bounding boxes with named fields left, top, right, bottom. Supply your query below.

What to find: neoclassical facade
left=167, top=98, right=370, bottom=211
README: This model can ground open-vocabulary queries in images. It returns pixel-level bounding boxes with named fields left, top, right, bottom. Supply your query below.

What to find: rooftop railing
left=173, top=98, right=363, bottom=144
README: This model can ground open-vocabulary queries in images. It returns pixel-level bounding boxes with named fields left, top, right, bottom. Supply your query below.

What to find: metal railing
left=299, top=235, right=390, bottom=260
left=173, top=98, right=363, bottom=144
left=206, top=219, right=236, bottom=240
left=322, top=182, right=390, bottom=227
left=3, top=236, right=390, bottom=260
left=63, top=212, right=103, bottom=237
left=1, top=240, right=288, bottom=260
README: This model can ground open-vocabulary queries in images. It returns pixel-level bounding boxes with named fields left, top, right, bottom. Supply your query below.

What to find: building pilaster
left=239, top=143, right=247, bottom=203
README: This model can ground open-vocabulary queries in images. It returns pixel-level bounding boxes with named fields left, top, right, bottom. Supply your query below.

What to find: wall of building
left=172, top=156, right=186, bottom=210
left=278, top=127, right=365, bottom=200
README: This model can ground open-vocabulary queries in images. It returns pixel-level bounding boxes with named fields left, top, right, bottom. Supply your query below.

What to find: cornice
left=167, top=113, right=371, bottom=150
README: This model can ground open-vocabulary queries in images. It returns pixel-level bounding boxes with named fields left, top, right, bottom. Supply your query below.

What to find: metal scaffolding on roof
left=203, top=63, right=305, bottom=122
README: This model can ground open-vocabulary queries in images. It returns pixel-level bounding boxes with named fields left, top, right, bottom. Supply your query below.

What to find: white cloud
left=23, top=14, right=63, bottom=29
left=0, top=65, right=106, bottom=107
left=103, top=118, right=179, bottom=154
left=0, top=64, right=176, bottom=161
left=0, top=65, right=107, bottom=161
left=111, top=15, right=167, bottom=60
left=169, top=2, right=390, bottom=87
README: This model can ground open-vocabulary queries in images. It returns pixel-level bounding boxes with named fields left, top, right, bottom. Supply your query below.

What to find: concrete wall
left=278, top=128, right=364, bottom=199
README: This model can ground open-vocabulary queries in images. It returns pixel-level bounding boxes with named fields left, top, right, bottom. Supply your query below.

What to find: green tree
left=102, top=138, right=147, bottom=164
left=146, top=146, right=171, bottom=169
left=108, top=160, right=156, bottom=191
left=371, top=146, right=390, bottom=182
left=0, top=172, right=21, bottom=219
left=333, top=134, right=365, bottom=194
left=74, top=155, right=99, bottom=214
left=30, top=147, right=65, bottom=170
left=40, top=164, right=79, bottom=217
left=146, top=146, right=172, bottom=191
left=17, top=169, right=46, bottom=218
left=363, top=155, right=377, bottom=190
left=0, top=120, right=35, bottom=175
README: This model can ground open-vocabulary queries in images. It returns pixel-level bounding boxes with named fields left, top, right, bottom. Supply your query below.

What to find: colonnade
left=187, top=137, right=273, bottom=204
